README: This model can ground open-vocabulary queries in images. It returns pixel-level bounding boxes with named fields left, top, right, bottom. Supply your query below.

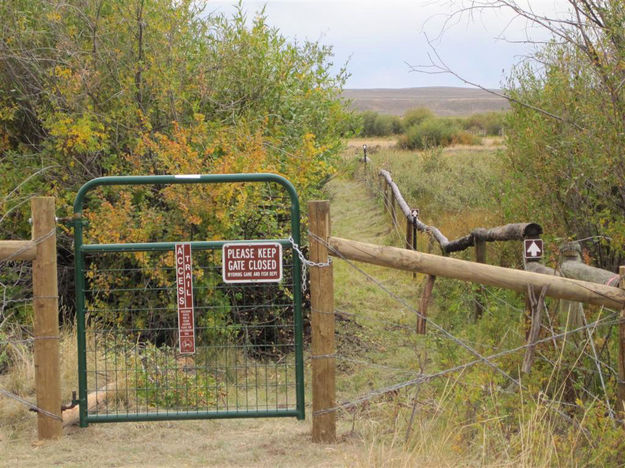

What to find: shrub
left=132, top=343, right=222, bottom=409
left=398, top=118, right=457, bottom=149
left=360, top=111, right=402, bottom=137
left=462, top=111, right=506, bottom=136
left=402, top=107, right=434, bottom=128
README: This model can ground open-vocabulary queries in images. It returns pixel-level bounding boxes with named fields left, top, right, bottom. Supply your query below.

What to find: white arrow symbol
left=526, top=241, right=541, bottom=257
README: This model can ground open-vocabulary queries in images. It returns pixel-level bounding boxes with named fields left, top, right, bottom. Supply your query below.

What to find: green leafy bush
left=398, top=118, right=480, bottom=150
left=0, top=0, right=355, bottom=334
left=359, top=111, right=403, bottom=137
left=461, top=112, right=506, bottom=136
left=402, top=107, right=434, bottom=128
left=132, top=344, right=222, bottom=409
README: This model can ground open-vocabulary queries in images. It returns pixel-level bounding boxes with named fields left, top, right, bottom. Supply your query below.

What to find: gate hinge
left=56, top=214, right=88, bottom=227
left=62, top=390, right=79, bottom=410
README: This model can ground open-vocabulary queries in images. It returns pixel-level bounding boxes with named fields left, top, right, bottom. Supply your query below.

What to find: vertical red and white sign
left=175, top=243, right=195, bottom=354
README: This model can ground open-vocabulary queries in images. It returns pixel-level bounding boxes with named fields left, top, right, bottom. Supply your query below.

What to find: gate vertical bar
left=309, top=200, right=336, bottom=443
left=290, top=187, right=305, bottom=420
left=73, top=212, right=88, bottom=427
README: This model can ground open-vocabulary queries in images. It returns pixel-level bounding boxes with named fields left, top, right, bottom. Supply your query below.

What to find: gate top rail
left=73, top=173, right=300, bottom=245
left=74, top=173, right=300, bottom=250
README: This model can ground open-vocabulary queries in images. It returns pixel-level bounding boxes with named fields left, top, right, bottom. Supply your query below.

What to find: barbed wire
left=480, top=283, right=620, bottom=381
left=314, top=312, right=621, bottom=416
left=334, top=307, right=416, bottom=333
left=310, top=230, right=523, bottom=388
left=334, top=291, right=618, bottom=417
left=309, top=173, right=622, bottom=425
left=306, top=351, right=418, bottom=374
left=0, top=335, right=59, bottom=346
left=0, top=227, right=56, bottom=269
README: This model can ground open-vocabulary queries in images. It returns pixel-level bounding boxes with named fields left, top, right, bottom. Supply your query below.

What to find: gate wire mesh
left=83, top=247, right=298, bottom=419
left=73, top=174, right=304, bottom=424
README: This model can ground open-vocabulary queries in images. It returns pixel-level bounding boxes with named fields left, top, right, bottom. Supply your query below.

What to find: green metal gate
left=73, top=174, right=304, bottom=426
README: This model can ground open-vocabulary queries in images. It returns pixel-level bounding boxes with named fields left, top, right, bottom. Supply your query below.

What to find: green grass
left=326, top=143, right=625, bottom=466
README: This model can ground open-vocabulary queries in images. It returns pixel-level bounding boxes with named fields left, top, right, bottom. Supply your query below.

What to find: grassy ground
left=3, top=139, right=622, bottom=466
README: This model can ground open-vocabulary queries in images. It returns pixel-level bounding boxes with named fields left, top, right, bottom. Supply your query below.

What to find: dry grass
left=1, top=335, right=365, bottom=467
left=2, top=417, right=367, bottom=467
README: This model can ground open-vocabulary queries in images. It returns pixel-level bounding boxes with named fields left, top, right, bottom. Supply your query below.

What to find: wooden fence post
left=390, top=190, right=397, bottom=227
left=473, top=239, right=487, bottom=321
left=418, top=275, right=435, bottom=335
left=618, top=266, right=625, bottom=414
left=31, top=197, right=62, bottom=439
left=309, top=200, right=336, bottom=443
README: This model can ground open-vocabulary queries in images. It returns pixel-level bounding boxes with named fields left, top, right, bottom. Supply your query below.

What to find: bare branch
left=408, top=35, right=586, bottom=131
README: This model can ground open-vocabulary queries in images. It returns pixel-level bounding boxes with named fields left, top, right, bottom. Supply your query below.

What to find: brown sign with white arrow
left=524, top=239, right=543, bottom=261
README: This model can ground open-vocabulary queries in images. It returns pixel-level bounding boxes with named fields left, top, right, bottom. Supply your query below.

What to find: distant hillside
left=342, top=87, right=510, bottom=117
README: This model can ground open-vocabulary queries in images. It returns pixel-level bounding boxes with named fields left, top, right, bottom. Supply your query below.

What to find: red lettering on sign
left=175, top=243, right=195, bottom=354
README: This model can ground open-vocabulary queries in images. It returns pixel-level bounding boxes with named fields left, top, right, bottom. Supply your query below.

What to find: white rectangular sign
left=524, top=239, right=543, bottom=261
left=222, top=242, right=283, bottom=283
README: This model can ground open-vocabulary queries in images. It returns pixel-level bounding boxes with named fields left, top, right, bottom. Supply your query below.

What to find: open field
left=342, top=87, right=510, bottom=116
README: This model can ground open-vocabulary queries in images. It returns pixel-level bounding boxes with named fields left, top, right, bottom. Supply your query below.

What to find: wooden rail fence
left=309, top=199, right=625, bottom=443
left=378, top=168, right=545, bottom=327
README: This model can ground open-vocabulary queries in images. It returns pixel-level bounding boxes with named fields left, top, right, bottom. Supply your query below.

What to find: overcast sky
left=206, top=0, right=569, bottom=89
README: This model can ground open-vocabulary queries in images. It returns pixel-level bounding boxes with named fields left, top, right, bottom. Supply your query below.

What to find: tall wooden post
left=309, top=201, right=336, bottom=443
left=418, top=275, right=435, bottom=334
left=618, top=266, right=625, bottom=414
left=32, top=197, right=62, bottom=439
left=390, top=190, right=397, bottom=227
left=474, top=240, right=486, bottom=321
left=405, top=218, right=413, bottom=250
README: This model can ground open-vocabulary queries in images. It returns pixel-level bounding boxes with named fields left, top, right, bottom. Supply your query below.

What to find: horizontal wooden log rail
left=328, top=236, right=625, bottom=309
left=378, top=169, right=542, bottom=253
left=0, top=240, right=37, bottom=261
left=524, top=241, right=619, bottom=287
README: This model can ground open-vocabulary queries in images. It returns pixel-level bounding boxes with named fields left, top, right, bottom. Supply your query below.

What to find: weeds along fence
left=0, top=197, right=61, bottom=440
left=306, top=157, right=625, bottom=443
left=308, top=199, right=625, bottom=443
left=373, top=161, right=625, bottom=349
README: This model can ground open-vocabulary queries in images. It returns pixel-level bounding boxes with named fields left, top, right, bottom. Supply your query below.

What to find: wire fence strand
left=0, top=387, right=62, bottom=421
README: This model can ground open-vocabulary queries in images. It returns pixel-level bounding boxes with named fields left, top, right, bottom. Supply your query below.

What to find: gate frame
left=73, top=173, right=305, bottom=427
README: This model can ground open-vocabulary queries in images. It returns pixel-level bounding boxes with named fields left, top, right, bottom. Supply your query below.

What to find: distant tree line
left=353, top=107, right=506, bottom=149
